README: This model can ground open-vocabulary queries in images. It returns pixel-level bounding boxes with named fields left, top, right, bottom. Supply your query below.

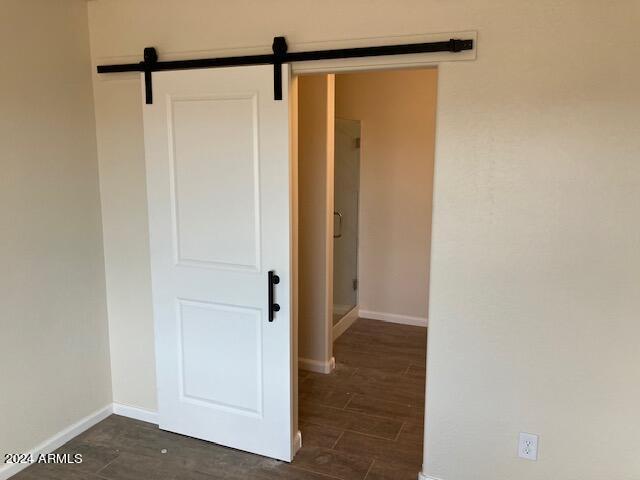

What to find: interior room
left=2, top=2, right=639, bottom=480
left=296, top=68, right=436, bottom=477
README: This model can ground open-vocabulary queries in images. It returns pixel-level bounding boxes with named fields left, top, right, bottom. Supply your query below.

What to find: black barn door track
left=97, top=36, right=473, bottom=104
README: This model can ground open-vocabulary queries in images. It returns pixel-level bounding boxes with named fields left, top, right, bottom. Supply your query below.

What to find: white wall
left=298, top=75, right=335, bottom=366
left=336, top=69, right=437, bottom=322
left=424, top=4, right=640, bottom=478
left=87, top=1, right=640, bottom=478
left=91, top=59, right=158, bottom=411
left=0, top=0, right=111, bottom=461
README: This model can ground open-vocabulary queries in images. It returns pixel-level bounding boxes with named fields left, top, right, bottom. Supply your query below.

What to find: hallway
left=14, top=319, right=426, bottom=480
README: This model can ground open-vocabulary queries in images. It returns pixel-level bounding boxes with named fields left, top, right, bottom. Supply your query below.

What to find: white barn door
left=142, top=65, right=294, bottom=461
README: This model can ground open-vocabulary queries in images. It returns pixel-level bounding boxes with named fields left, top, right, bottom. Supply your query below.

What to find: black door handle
left=268, top=270, right=280, bottom=322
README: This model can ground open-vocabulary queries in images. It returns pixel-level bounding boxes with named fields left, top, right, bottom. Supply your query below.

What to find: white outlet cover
left=518, top=432, right=539, bottom=461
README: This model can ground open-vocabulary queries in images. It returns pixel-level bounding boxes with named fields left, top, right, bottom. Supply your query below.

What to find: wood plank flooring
left=14, top=318, right=426, bottom=480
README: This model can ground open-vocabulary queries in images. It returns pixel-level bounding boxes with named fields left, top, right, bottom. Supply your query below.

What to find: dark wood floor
left=298, top=318, right=427, bottom=480
left=14, top=318, right=426, bottom=480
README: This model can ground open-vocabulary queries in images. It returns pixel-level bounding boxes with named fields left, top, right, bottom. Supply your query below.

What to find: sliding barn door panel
left=142, top=65, right=293, bottom=461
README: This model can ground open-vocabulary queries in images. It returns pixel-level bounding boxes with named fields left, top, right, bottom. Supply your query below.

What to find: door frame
left=291, top=29, right=477, bottom=458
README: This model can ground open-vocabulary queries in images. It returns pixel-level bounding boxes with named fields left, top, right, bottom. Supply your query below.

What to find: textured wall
left=0, top=0, right=111, bottom=462
left=298, top=75, right=334, bottom=365
left=87, top=1, right=640, bottom=478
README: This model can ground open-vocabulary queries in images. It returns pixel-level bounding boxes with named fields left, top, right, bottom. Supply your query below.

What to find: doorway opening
left=296, top=67, right=437, bottom=477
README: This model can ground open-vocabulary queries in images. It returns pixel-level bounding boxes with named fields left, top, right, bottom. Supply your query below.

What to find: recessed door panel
left=143, top=65, right=293, bottom=461
left=178, top=299, right=261, bottom=415
left=169, top=95, right=260, bottom=270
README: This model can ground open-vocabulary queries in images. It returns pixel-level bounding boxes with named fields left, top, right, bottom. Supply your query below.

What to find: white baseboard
left=333, top=305, right=359, bottom=340
left=293, top=430, right=302, bottom=456
left=359, top=309, right=427, bottom=327
left=0, top=404, right=112, bottom=480
left=299, top=356, right=335, bottom=374
left=418, top=474, right=442, bottom=480
left=112, top=403, right=158, bottom=425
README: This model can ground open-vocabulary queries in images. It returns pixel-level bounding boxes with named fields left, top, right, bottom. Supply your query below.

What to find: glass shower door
left=333, top=118, right=361, bottom=324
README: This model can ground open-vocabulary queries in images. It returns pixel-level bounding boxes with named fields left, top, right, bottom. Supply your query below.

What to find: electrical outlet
left=518, top=432, right=538, bottom=461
